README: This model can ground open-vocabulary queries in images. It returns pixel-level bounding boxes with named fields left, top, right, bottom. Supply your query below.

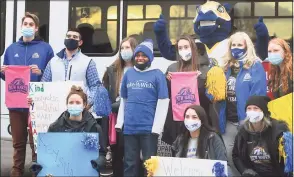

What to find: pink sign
left=5, top=66, right=30, bottom=108
left=171, top=72, right=200, bottom=121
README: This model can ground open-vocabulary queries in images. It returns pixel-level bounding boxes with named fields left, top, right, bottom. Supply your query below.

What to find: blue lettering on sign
left=175, top=87, right=196, bottom=105
left=8, top=78, right=28, bottom=94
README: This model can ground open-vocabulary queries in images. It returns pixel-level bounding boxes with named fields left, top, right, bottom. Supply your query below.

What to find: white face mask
left=184, top=119, right=201, bottom=132
left=120, top=49, right=133, bottom=61
left=247, top=111, right=264, bottom=123
left=179, top=49, right=192, bottom=61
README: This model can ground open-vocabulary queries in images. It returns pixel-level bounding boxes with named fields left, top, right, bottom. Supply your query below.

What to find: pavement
left=1, top=139, right=33, bottom=176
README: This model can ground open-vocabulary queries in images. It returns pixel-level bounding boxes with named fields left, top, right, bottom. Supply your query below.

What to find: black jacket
left=232, top=119, right=289, bottom=177
left=48, top=110, right=107, bottom=171
left=162, top=52, right=219, bottom=145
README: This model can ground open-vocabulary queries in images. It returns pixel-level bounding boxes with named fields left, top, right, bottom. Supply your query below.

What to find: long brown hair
left=175, top=34, right=199, bottom=72
left=268, top=38, right=293, bottom=93
left=112, top=37, right=138, bottom=97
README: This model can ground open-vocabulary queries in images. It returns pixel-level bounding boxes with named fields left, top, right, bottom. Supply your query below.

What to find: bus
left=0, top=0, right=293, bottom=139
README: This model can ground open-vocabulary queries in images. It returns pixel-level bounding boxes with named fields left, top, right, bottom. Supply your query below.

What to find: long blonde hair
left=223, top=32, right=260, bottom=69
left=268, top=38, right=293, bottom=93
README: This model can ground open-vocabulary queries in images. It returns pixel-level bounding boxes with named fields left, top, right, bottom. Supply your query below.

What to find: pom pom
left=212, top=162, right=227, bottom=177
left=81, top=133, right=99, bottom=151
left=206, top=66, right=226, bottom=102
left=278, top=132, right=293, bottom=173
left=144, top=157, right=159, bottom=177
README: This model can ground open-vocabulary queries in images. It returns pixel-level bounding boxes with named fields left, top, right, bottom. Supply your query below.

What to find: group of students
left=0, top=12, right=293, bottom=177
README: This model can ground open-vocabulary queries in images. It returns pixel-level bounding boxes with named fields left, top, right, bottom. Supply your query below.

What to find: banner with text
left=29, top=81, right=84, bottom=153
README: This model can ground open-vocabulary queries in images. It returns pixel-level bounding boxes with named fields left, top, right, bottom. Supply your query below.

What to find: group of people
left=0, top=10, right=293, bottom=177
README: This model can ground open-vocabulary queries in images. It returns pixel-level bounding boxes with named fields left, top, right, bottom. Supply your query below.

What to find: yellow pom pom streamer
left=144, top=156, right=159, bottom=177
left=206, top=66, right=226, bottom=102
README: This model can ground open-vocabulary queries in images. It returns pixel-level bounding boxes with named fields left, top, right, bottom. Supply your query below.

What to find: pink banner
left=109, top=113, right=117, bottom=145
left=171, top=72, right=200, bottom=121
left=5, top=66, right=30, bottom=108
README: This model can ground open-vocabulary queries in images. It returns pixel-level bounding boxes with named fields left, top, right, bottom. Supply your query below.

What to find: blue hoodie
left=218, top=60, right=267, bottom=133
left=1, top=37, right=54, bottom=111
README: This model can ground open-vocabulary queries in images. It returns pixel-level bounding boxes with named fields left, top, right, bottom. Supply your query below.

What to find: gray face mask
left=121, top=49, right=133, bottom=61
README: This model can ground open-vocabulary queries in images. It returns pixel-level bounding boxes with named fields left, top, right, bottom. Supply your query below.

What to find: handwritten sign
left=152, top=157, right=228, bottom=176
left=268, top=93, right=293, bottom=132
left=37, top=133, right=99, bottom=177
left=29, top=81, right=84, bottom=153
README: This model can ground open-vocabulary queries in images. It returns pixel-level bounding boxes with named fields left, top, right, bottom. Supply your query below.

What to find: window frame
left=0, top=0, right=6, bottom=56
left=68, top=0, right=121, bottom=57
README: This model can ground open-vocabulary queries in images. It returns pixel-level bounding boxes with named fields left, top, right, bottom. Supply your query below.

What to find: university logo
left=127, top=80, right=154, bottom=89
left=32, top=53, right=40, bottom=59
left=8, top=78, right=28, bottom=94
left=176, top=87, right=196, bottom=105
left=243, top=73, right=251, bottom=81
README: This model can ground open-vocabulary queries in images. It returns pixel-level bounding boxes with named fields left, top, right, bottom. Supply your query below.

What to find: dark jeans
left=111, top=131, right=124, bottom=177
left=9, top=110, right=36, bottom=177
left=124, top=133, right=158, bottom=177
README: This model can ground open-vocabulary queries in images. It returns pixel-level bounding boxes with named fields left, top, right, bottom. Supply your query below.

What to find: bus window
left=69, top=0, right=120, bottom=55
left=0, top=0, right=6, bottom=55
left=232, top=1, right=293, bottom=46
left=25, top=0, right=50, bottom=42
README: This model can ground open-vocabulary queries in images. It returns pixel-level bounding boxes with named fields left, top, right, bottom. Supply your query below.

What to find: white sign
left=29, top=81, right=83, bottom=152
left=152, top=157, right=228, bottom=176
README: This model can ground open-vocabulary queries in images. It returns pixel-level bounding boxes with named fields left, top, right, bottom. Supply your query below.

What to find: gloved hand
left=29, top=161, right=43, bottom=175
left=242, top=169, right=260, bottom=177
left=254, top=17, right=269, bottom=38
left=91, top=155, right=107, bottom=172
left=153, top=14, right=167, bottom=33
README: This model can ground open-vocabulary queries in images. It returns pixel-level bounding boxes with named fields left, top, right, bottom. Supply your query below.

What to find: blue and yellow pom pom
left=278, top=132, right=293, bottom=174
left=206, top=66, right=226, bottom=102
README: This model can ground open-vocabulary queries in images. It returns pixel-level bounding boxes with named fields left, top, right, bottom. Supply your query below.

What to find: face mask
left=247, top=111, right=264, bottom=123
left=267, top=53, right=283, bottom=65
left=64, top=39, right=79, bottom=51
left=121, top=49, right=133, bottom=61
left=135, top=61, right=150, bottom=70
left=21, top=27, right=35, bottom=38
left=67, top=104, right=84, bottom=116
left=179, top=49, right=192, bottom=61
left=231, top=48, right=246, bottom=60
left=184, top=119, right=201, bottom=132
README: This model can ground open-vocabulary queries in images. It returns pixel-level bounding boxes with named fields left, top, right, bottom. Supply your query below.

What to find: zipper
left=68, top=65, right=72, bottom=80
left=24, top=44, right=28, bottom=65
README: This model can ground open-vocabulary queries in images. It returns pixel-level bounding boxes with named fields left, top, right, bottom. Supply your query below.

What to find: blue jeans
left=124, top=133, right=158, bottom=177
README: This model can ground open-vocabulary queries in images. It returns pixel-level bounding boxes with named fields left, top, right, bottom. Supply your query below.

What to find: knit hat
left=245, top=96, right=271, bottom=116
left=134, top=39, right=154, bottom=63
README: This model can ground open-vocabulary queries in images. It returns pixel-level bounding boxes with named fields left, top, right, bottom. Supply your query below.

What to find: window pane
left=188, top=5, right=197, bottom=17
left=128, top=5, right=143, bottom=19
left=0, top=0, right=5, bottom=55
left=76, top=7, right=101, bottom=29
left=170, top=5, right=185, bottom=18
left=146, top=5, right=161, bottom=19
left=169, top=19, right=194, bottom=45
left=127, top=20, right=156, bottom=43
left=254, top=2, right=275, bottom=16
left=279, top=2, right=293, bottom=16
left=108, top=6, right=117, bottom=20
left=69, top=0, right=120, bottom=54
left=234, top=2, right=251, bottom=17
left=26, top=0, right=50, bottom=42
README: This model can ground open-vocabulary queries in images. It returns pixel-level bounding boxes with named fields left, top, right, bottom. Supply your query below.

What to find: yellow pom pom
left=278, top=136, right=286, bottom=163
left=206, top=66, right=226, bottom=102
left=144, top=156, right=159, bottom=177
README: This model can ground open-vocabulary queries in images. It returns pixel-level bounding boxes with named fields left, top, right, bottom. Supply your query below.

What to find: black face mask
left=135, top=61, right=151, bottom=71
left=64, top=39, right=79, bottom=51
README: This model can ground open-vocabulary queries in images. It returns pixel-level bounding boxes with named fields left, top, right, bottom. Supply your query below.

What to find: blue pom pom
left=81, top=133, right=99, bottom=151
left=282, top=132, right=293, bottom=173
left=212, top=162, right=227, bottom=177
left=93, top=85, right=112, bottom=117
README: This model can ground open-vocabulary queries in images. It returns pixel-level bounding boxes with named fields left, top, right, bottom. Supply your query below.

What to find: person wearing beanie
left=232, top=95, right=292, bottom=177
left=115, top=39, right=170, bottom=176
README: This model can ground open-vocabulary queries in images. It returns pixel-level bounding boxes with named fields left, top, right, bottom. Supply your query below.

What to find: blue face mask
left=266, top=53, right=284, bottom=65
left=67, top=104, right=84, bottom=116
left=121, top=49, right=133, bottom=61
left=231, top=48, right=246, bottom=60
left=21, top=27, right=35, bottom=38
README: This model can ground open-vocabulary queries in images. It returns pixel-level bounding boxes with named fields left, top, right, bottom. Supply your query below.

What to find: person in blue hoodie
left=220, top=31, right=267, bottom=176
left=115, top=39, right=170, bottom=176
left=0, top=12, right=54, bottom=177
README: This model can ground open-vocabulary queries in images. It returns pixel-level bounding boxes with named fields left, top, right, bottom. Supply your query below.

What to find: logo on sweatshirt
left=8, top=78, right=28, bottom=94
left=14, top=53, right=19, bottom=57
left=243, top=73, right=251, bottom=81
left=32, top=53, right=40, bottom=59
left=250, top=146, right=270, bottom=163
left=127, top=80, right=154, bottom=89
left=176, top=87, right=196, bottom=104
